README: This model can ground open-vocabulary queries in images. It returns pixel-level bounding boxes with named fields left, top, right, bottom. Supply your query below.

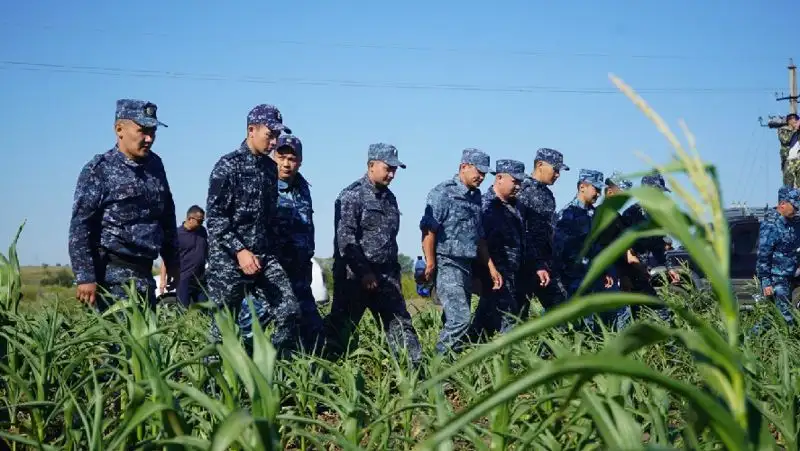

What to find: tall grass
left=1, top=76, right=798, bottom=449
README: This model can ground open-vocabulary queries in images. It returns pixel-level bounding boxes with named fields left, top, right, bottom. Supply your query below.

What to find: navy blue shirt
left=177, top=224, right=208, bottom=283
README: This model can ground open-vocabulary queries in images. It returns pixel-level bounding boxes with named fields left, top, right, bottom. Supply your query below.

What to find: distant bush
left=41, top=268, right=74, bottom=287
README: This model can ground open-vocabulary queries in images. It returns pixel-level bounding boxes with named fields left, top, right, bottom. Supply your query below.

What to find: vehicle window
left=730, top=222, right=759, bottom=255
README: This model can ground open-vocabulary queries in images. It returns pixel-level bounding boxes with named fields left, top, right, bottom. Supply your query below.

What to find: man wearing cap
left=778, top=113, right=800, bottom=187
left=621, top=172, right=677, bottom=322
left=236, top=134, right=323, bottom=352
left=752, top=186, right=800, bottom=334
left=323, top=143, right=422, bottom=367
left=469, top=159, right=527, bottom=339
left=204, top=104, right=301, bottom=356
left=69, top=99, right=179, bottom=311
left=553, top=169, right=615, bottom=330
left=420, top=148, right=503, bottom=356
left=515, top=148, right=569, bottom=320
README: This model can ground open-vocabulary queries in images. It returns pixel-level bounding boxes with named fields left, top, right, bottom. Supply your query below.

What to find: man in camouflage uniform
left=469, top=159, right=527, bottom=339
left=323, top=143, right=422, bottom=366
left=554, top=169, right=619, bottom=331
left=752, top=186, right=800, bottom=335
left=238, top=134, right=323, bottom=352
left=420, top=148, right=503, bottom=356
left=205, top=104, right=301, bottom=356
left=621, top=173, right=675, bottom=322
left=515, top=148, right=570, bottom=320
left=778, top=114, right=800, bottom=187
left=68, top=99, right=179, bottom=312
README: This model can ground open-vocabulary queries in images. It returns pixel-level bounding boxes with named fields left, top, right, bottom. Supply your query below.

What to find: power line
left=0, top=22, right=792, bottom=62
left=0, top=60, right=782, bottom=95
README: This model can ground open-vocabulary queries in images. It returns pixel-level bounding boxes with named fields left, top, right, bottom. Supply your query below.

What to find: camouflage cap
left=534, top=148, right=570, bottom=171
left=605, top=171, right=633, bottom=190
left=779, top=187, right=800, bottom=210
left=461, top=148, right=491, bottom=174
left=493, top=159, right=526, bottom=181
left=578, top=168, right=605, bottom=190
left=246, top=104, right=291, bottom=134
left=115, top=99, right=167, bottom=128
left=641, top=173, right=671, bottom=192
left=276, top=135, right=303, bottom=160
left=368, top=143, right=406, bottom=169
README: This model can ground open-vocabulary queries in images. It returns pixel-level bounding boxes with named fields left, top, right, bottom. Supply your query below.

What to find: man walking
left=69, top=99, right=179, bottom=311
left=323, top=143, right=422, bottom=367
left=204, top=104, right=301, bottom=356
left=159, top=205, right=208, bottom=307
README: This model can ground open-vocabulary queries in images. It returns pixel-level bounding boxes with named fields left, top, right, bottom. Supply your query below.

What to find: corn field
left=2, top=76, right=800, bottom=450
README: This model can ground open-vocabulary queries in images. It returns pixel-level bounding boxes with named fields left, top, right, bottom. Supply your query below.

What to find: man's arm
left=159, top=262, right=167, bottom=293
left=336, top=191, right=371, bottom=278
left=756, top=220, right=776, bottom=288
left=68, top=163, right=103, bottom=284
left=419, top=189, right=447, bottom=270
left=205, top=159, right=246, bottom=254
left=157, top=164, right=180, bottom=274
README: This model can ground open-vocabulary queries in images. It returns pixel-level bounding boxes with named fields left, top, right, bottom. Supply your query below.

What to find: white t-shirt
left=310, top=258, right=329, bottom=303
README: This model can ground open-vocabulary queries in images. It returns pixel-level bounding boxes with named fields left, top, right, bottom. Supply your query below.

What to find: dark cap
left=246, top=104, right=291, bottom=134
left=368, top=143, right=406, bottom=169
left=461, top=148, right=491, bottom=173
left=276, top=135, right=303, bottom=160
left=115, top=99, right=167, bottom=128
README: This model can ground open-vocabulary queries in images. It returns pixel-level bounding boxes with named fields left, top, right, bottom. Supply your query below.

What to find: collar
left=452, top=174, right=477, bottom=196
left=111, top=144, right=148, bottom=168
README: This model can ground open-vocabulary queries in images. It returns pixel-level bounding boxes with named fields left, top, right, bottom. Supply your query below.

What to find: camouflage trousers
left=469, top=266, right=519, bottom=340
left=515, top=263, right=567, bottom=321
left=95, top=260, right=157, bottom=313
left=323, top=263, right=422, bottom=367
left=434, top=255, right=475, bottom=355
left=239, top=258, right=324, bottom=353
left=781, top=152, right=800, bottom=188
left=751, top=277, right=796, bottom=335
left=206, top=251, right=301, bottom=356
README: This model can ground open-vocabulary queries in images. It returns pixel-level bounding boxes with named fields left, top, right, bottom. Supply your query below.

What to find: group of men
left=67, top=98, right=679, bottom=366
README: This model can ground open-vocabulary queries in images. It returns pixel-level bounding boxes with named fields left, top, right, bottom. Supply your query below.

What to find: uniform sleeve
left=756, top=220, right=776, bottom=287
left=336, top=191, right=371, bottom=277
left=206, top=159, right=246, bottom=254
left=157, top=163, right=179, bottom=271
left=420, top=187, right=448, bottom=233
left=68, top=163, right=103, bottom=284
left=553, top=207, right=583, bottom=272
left=265, top=166, right=280, bottom=248
left=525, top=203, right=554, bottom=271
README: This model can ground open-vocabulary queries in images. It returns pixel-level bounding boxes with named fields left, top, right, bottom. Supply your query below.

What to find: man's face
left=779, top=200, right=796, bottom=218
left=185, top=212, right=205, bottom=231
left=368, top=160, right=397, bottom=187
left=248, top=124, right=279, bottom=154
left=579, top=182, right=600, bottom=205
left=494, top=173, right=521, bottom=198
left=272, top=147, right=301, bottom=181
left=460, top=164, right=486, bottom=189
left=536, top=161, right=559, bottom=185
left=605, top=185, right=622, bottom=197
left=116, top=120, right=155, bottom=160
left=789, top=116, right=800, bottom=131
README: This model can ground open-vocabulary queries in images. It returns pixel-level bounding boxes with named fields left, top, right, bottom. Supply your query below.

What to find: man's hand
left=361, top=273, right=379, bottom=291
left=489, top=267, right=503, bottom=290
left=626, top=250, right=640, bottom=264
left=764, top=286, right=774, bottom=297
left=167, top=266, right=181, bottom=291
left=604, top=275, right=614, bottom=289
left=536, top=269, right=551, bottom=287
left=76, top=282, right=97, bottom=306
left=237, top=249, right=262, bottom=275
left=424, top=263, right=436, bottom=282
left=668, top=269, right=680, bottom=284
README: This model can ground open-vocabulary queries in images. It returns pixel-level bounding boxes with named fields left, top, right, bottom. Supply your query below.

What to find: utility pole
left=758, top=58, right=798, bottom=128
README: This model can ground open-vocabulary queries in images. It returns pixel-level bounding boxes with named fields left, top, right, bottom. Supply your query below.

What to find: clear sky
left=0, top=1, right=796, bottom=266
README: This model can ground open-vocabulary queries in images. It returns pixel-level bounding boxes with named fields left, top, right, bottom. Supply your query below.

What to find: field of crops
left=2, top=77, right=800, bottom=450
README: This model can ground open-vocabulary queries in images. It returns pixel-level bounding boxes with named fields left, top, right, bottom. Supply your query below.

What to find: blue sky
left=0, top=1, right=795, bottom=265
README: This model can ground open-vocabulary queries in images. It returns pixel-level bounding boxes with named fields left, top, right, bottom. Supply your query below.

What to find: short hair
left=186, top=205, right=204, bottom=216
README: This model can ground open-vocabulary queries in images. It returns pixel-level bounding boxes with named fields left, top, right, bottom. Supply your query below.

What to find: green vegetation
left=1, top=76, right=798, bottom=449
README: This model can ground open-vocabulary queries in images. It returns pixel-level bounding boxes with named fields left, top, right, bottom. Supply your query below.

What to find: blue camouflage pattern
left=469, top=185, right=525, bottom=338
left=493, top=159, right=526, bottom=181
left=517, top=176, right=557, bottom=271
left=115, top=99, right=167, bottom=128
left=751, top=277, right=795, bottom=335
left=579, top=168, right=605, bottom=190
left=434, top=255, right=475, bottom=354
left=247, top=104, right=291, bottom=134
left=756, top=208, right=800, bottom=289
left=641, top=173, right=671, bottom=192
left=368, top=143, right=406, bottom=168
left=535, top=147, right=570, bottom=171
left=460, top=148, right=491, bottom=173
left=325, top=174, right=422, bottom=365
left=68, top=146, right=179, bottom=286
left=779, top=186, right=800, bottom=210
left=553, top=196, right=601, bottom=293
left=277, top=134, right=303, bottom=160
left=205, top=140, right=301, bottom=353
left=606, top=171, right=633, bottom=190
left=420, top=175, right=484, bottom=259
